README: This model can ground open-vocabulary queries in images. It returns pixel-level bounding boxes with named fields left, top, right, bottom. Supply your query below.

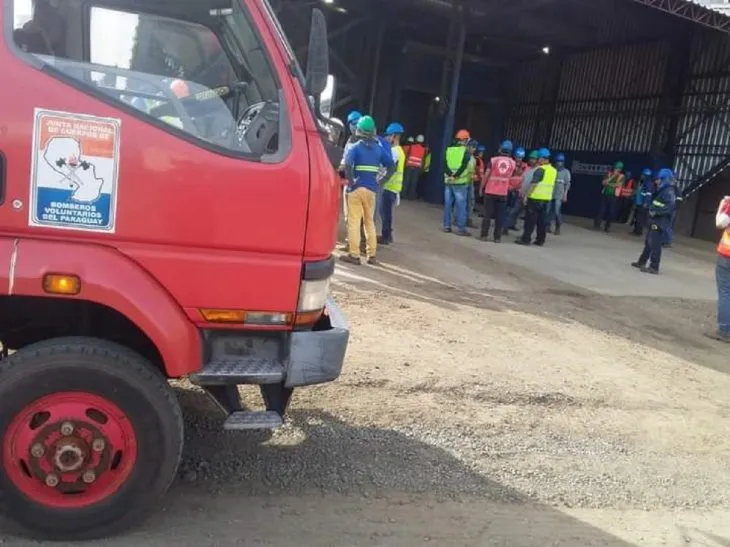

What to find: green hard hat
left=356, top=115, right=376, bottom=136
left=614, top=161, right=624, bottom=170
left=528, top=150, right=539, bottom=160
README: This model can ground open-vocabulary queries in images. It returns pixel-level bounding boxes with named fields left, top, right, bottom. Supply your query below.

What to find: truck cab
left=0, top=0, right=347, bottom=539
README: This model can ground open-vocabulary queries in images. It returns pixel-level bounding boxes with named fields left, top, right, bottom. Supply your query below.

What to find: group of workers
left=443, top=130, right=572, bottom=247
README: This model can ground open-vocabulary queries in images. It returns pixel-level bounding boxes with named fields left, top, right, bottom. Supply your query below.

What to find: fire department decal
left=29, top=109, right=120, bottom=233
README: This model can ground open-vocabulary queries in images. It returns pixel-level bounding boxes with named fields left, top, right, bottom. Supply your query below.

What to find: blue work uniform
left=631, top=175, right=654, bottom=235
left=635, top=180, right=676, bottom=272
left=661, top=182, right=682, bottom=247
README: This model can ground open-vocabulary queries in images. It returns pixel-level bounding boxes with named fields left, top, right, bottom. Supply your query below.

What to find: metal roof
left=629, top=0, right=730, bottom=32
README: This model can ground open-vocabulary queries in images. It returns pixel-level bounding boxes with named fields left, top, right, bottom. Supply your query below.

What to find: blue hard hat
left=385, top=122, right=405, bottom=136
left=658, top=168, right=674, bottom=180
left=515, top=147, right=526, bottom=159
left=347, top=110, right=362, bottom=124
left=538, top=147, right=551, bottom=159
left=467, top=139, right=479, bottom=148
left=477, top=145, right=486, bottom=153
left=555, top=152, right=566, bottom=162
left=500, top=139, right=514, bottom=152
left=642, top=168, right=653, bottom=177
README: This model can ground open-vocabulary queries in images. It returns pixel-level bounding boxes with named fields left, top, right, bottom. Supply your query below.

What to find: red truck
left=0, top=0, right=347, bottom=539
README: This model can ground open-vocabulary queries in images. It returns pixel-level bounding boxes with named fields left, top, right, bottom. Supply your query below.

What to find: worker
left=631, top=168, right=654, bottom=236
left=515, top=147, right=555, bottom=247
left=480, top=140, right=516, bottom=243
left=338, top=110, right=363, bottom=250
left=505, top=150, right=538, bottom=235
left=707, top=196, right=730, bottom=342
left=617, top=171, right=635, bottom=224
left=341, top=115, right=395, bottom=266
left=443, top=129, right=475, bottom=236
left=379, top=122, right=407, bottom=245
left=465, top=139, right=479, bottom=227
left=15, top=0, right=65, bottom=56
left=548, top=152, right=572, bottom=235
left=402, top=134, right=426, bottom=200
left=503, top=147, right=526, bottom=234
left=594, top=161, right=625, bottom=232
left=631, top=168, right=677, bottom=274
left=158, top=80, right=190, bottom=129
left=662, top=180, right=683, bottom=248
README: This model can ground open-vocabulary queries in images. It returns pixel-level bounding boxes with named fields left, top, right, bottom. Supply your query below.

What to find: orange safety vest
left=509, top=161, right=525, bottom=191
left=473, top=156, right=485, bottom=182
left=406, top=144, right=426, bottom=168
left=718, top=230, right=730, bottom=258
left=620, top=178, right=635, bottom=198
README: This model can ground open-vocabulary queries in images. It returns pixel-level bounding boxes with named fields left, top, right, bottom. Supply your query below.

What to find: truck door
left=2, top=0, right=311, bottom=314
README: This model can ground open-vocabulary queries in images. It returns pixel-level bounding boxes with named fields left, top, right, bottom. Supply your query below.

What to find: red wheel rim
left=3, top=392, right=138, bottom=509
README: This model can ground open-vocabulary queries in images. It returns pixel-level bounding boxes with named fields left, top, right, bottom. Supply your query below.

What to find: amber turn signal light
left=43, top=274, right=81, bottom=296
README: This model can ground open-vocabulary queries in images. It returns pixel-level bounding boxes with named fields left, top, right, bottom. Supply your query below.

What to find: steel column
left=368, top=21, right=386, bottom=115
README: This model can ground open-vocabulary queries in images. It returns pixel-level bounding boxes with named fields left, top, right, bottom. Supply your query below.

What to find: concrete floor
left=386, top=202, right=717, bottom=301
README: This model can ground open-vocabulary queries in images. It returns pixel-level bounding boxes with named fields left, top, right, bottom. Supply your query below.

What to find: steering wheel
left=234, top=101, right=279, bottom=155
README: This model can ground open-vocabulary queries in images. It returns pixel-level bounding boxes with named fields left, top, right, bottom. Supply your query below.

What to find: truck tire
left=0, top=337, right=184, bottom=540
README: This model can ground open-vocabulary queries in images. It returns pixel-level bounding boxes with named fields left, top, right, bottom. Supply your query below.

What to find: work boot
left=631, top=261, right=643, bottom=269
left=479, top=235, right=489, bottom=242
left=367, top=256, right=378, bottom=265
left=640, top=265, right=659, bottom=274
left=456, top=230, right=472, bottom=237
left=533, top=241, right=545, bottom=247
left=443, top=227, right=452, bottom=233
left=493, top=238, right=501, bottom=244
left=514, top=239, right=530, bottom=246
left=554, top=226, right=561, bottom=235
left=377, top=236, right=391, bottom=245
left=339, top=255, right=361, bottom=265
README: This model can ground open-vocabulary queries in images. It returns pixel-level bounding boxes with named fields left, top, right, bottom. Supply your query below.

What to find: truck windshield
left=10, top=0, right=286, bottom=158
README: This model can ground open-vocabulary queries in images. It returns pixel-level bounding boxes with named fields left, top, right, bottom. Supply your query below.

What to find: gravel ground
left=4, top=205, right=730, bottom=546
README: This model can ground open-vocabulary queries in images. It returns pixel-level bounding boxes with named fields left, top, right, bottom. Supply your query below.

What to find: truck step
left=223, top=410, right=283, bottom=430
left=190, top=358, right=284, bottom=385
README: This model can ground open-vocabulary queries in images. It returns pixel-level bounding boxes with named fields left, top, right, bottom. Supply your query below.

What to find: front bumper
left=285, top=297, right=350, bottom=388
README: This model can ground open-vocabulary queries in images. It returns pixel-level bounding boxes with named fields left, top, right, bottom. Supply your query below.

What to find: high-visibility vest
left=509, top=161, right=525, bottom=190
left=445, top=145, right=471, bottom=184
left=406, top=144, right=426, bottom=168
left=718, top=230, right=730, bottom=258
left=424, top=152, right=431, bottom=172
left=473, top=156, right=485, bottom=182
left=530, top=164, right=557, bottom=201
left=484, top=155, right=517, bottom=197
left=620, top=178, right=635, bottom=198
left=383, top=145, right=406, bottom=193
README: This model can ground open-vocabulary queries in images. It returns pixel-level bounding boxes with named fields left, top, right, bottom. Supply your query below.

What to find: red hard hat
left=455, top=129, right=470, bottom=140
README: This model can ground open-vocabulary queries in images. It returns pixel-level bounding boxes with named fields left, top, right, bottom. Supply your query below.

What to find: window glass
left=10, top=1, right=284, bottom=157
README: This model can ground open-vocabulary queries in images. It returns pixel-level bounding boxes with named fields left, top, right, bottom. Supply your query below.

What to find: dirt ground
left=7, top=203, right=730, bottom=546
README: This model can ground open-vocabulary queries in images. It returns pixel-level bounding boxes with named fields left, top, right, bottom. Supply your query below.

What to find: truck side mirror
left=305, top=8, right=329, bottom=98
left=319, top=75, right=335, bottom=119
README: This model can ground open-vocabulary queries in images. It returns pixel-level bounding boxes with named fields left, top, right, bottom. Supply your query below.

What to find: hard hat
left=477, top=145, right=486, bottom=153
left=538, top=147, right=551, bottom=159
left=467, top=139, right=478, bottom=148
left=500, top=139, right=514, bottom=152
left=416, top=134, right=425, bottom=143
left=642, top=168, right=653, bottom=177
left=356, top=115, right=376, bottom=136
left=169, top=79, right=190, bottom=99
left=555, top=152, right=566, bottom=162
left=614, top=160, right=624, bottom=170
left=528, top=150, right=539, bottom=160
left=385, top=122, right=404, bottom=136
left=407, top=136, right=414, bottom=143
left=347, top=110, right=362, bottom=124
left=515, top=147, right=526, bottom=159
left=455, top=129, right=470, bottom=140
left=657, top=168, right=674, bottom=180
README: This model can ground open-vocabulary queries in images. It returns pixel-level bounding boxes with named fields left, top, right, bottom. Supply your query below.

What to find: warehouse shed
left=274, top=0, right=730, bottom=240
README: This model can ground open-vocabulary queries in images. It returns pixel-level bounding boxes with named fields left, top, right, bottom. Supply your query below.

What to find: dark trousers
left=717, top=255, right=730, bottom=335
left=481, top=195, right=506, bottom=240
left=402, top=168, right=420, bottom=200
left=637, top=222, right=664, bottom=270
left=520, top=199, right=549, bottom=244
left=632, top=207, right=648, bottom=235
left=380, top=189, right=397, bottom=242
left=594, top=194, right=617, bottom=231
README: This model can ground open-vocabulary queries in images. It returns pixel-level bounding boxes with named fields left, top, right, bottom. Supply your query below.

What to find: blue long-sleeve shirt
left=636, top=175, right=654, bottom=207
left=649, top=181, right=676, bottom=227
left=344, top=137, right=395, bottom=193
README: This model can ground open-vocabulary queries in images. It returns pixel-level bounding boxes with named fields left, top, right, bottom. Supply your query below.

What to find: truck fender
left=6, top=238, right=200, bottom=377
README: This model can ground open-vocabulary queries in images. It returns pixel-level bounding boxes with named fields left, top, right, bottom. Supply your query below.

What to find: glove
left=396, top=193, right=401, bottom=207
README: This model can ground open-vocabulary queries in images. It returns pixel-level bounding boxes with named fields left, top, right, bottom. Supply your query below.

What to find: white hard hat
left=416, top=134, right=425, bottom=143
left=407, top=137, right=414, bottom=143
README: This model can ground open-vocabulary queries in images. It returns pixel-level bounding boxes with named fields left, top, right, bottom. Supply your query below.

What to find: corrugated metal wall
left=674, top=30, right=730, bottom=191
left=504, top=42, right=668, bottom=153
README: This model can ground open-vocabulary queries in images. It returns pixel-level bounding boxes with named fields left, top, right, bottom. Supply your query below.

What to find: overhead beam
left=404, top=41, right=508, bottom=67
left=630, top=0, right=730, bottom=33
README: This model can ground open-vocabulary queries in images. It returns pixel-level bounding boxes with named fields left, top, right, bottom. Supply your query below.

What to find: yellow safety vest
left=530, top=164, right=557, bottom=201
left=383, top=145, right=406, bottom=193
left=424, top=152, right=431, bottom=172
left=445, top=145, right=470, bottom=184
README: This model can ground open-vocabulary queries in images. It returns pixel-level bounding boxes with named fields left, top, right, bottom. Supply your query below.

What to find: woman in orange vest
left=402, top=135, right=426, bottom=200
left=710, top=196, right=730, bottom=342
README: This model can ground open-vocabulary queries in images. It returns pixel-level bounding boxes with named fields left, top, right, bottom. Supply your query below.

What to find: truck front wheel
left=0, top=337, right=183, bottom=540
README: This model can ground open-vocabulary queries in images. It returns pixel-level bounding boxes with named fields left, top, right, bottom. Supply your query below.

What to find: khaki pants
left=347, top=187, right=377, bottom=258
